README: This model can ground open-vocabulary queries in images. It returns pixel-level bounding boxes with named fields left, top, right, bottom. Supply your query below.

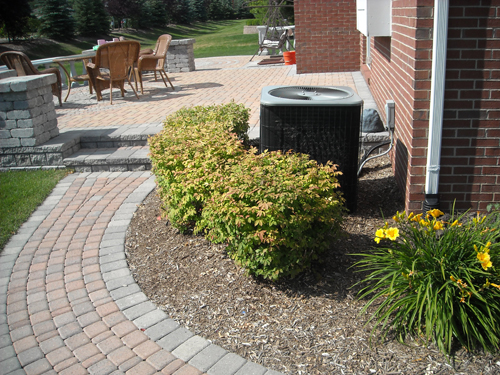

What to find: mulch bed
left=125, top=156, right=500, bottom=374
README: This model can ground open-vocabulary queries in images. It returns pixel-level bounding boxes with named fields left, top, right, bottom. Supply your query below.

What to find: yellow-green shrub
left=149, top=104, right=345, bottom=280
left=197, top=149, right=345, bottom=280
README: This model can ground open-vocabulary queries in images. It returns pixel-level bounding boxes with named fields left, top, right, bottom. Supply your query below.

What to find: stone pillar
left=166, top=39, right=196, bottom=73
left=0, top=73, right=60, bottom=167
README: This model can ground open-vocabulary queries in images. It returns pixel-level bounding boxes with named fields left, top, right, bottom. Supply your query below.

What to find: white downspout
left=423, top=0, right=449, bottom=212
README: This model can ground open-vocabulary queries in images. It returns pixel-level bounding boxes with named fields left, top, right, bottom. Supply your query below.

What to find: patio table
left=53, top=51, right=96, bottom=102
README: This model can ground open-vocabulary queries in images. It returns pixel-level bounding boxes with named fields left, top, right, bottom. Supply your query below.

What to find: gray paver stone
left=17, top=346, right=44, bottom=366
left=122, top=301, right=156, bottom=321
left=105, top=276, right=136, bottom=292
left=144, top=319, right=179, bottom=341
left=132, top=309, right=166, bottom=330
left=234, top=362, right=267, bottom=375
left=207, top=353, right=247, bottom=375
left=171, top=335, right=210, bottom=362
left=157, top=327, right=194, bottom=352
left=109, top=284, right=141, bottom=301
left=22, top=358, right=52, bottom=375
left=0, top=356, right=22, bottom=374
left=88, top=359, right=118, bottom=375
left=189, top=344, right=228, bottom=373
left=114, top=292, right=148, bottom=310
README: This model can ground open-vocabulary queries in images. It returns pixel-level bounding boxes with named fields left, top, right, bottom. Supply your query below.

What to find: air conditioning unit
left=260, top=86, right=363, bottom=212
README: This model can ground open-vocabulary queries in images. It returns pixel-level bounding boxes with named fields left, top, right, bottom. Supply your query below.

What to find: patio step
left=63, top=146, right=151, bottom=172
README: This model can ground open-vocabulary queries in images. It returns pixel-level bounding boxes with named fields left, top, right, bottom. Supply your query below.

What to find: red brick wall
left=366, top=0, right=500, bottom=212
left=439, top=1, right=500, bottom=211
left=294, top=0, right=360, bottom=73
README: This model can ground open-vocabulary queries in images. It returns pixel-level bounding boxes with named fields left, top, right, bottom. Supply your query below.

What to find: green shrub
left=354, top=208, right=500, bottom=355
left=150, top=103, right=346, bottom=280
left=245, top=19, right=261, bottom=26
left=163, top=102, right=250, bottom=145
left=149, top=102, right=249, bottom=232
left=197, top=150, right=345, bottom=280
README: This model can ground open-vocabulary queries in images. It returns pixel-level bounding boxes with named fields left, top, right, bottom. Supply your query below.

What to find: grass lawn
left=0, top=169, right=70, bottom=252
left=0, top=19, right=258, bottom=61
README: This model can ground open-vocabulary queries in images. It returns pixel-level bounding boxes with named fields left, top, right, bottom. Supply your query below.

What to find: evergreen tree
left=189, top=0, right=207, bottom=22
left=36, top=0, right=75, bottom=40
left=143, top=0, right=168, bottom=28
left=0, top=0, right=32, bottom=41
left=74, top=0, right=109, bottom=36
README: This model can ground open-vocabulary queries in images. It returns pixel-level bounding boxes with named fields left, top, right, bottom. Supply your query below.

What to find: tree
left=0, top=0, right=32, bottom=41
left=36, top=0, right=75, bottom=40
left=74, top=0, right=109, bottom=36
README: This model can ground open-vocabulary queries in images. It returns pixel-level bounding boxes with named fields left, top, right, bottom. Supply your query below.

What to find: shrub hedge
left=149, top=103, right=345, bottom=280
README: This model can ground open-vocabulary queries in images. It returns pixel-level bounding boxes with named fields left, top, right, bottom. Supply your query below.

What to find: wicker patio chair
left=0, top=50, right=63, bottom=107
left=134, top=34, right=174, bottom=94
left=86, top=40, right=140, bottom=104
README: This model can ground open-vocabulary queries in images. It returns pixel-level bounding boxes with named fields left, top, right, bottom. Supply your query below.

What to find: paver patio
left=0, top=55, right=376, bottom=375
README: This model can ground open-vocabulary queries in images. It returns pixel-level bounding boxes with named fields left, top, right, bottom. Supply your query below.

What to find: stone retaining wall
left=166, top=39, right=195, bottom=73
left=0, top=73, right=60, bottom=168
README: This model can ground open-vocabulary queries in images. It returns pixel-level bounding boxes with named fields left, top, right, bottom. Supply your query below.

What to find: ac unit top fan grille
left=268, top=86, right=354, bottom=101
left=261, top=85, right=361, bottom=106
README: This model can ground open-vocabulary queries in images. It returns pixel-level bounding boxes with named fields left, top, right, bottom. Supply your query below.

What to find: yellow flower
left=419, top=219, right=428, bottom=227
left=427, top=208, right=444, bottom=218
left=482, top=260, right=493, bottom=270
left=477, top=252, right=490, bottom=263
left=408, top=212, right=414, bottom=220
left=374, top=237, right=381, bottom=244
left=385, top=227, right=400, bottom=241
left=411, top=213, right=423, bottom=222
left=433, top=221, right=444, bottom=231
left=491, top=283, right=500, bottom=290
left=450, top=219, right=461, bottom=227
left=450, top=275, right=457, bottom=282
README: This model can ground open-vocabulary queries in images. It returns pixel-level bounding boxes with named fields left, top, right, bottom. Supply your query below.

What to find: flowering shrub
left=198, top=150, right=345, bottom=280
left=149, top=104, right=345, bottom=280
left=354, top=208, right=500, bottom=355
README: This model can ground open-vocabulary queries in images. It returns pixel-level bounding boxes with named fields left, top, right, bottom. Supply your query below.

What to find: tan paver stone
left=84, top=321, right=110, bottom=339
left=107, top=346, right=136, bottom=366
left=59, top=363, right=88, bottom=375
left=81, top=353, right=106, bottom=368
left=53, top=357, right=79, bottom=372
left=161, top=359, right=185, bottom=375
left=126, top=360, right=157, bottom=375
left=133, top=340, right=161, bottom=359
left=146, top=349, right=177, bottom=370
left=122, top=330, right=148, bottom=349
left=46, top=346, right=73, bottom=366
left=96, top=335, right=123, bottom=354
left=111, top=320, right=136, bottom=338
left=96, top=301, right=120, bottom=317
left=170, top=364, right=203, bottom=375
left=73, top=342, right=101, bottom=362
left=12, top=335, right=38, bottom=353
left=64, top=331, right=91, bottom=350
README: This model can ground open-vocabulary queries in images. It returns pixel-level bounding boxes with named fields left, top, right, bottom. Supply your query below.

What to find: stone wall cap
left=0, top=70, right=17, bottom=80
left=170, top=39, right=196, bottom=46
left=0, top=74, right=57, bottom=92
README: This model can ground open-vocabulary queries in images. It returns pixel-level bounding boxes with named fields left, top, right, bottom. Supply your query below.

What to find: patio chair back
left=0, top=50, right=63, bottom=106
left=151, top=34, right=172, bottom=70
left=95, top=40, right=140, bottom=82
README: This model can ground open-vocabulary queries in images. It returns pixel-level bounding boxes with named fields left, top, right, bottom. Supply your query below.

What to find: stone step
left=63, top=146, right=151, bottom=172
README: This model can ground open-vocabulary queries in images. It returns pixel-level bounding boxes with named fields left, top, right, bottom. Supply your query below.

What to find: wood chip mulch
left=125, top=156, right=500, bottom=375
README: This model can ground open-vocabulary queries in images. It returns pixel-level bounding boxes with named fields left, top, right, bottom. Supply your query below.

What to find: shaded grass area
left=0, top=20, right=258, bottom=61
left=0, top=169, right=70, bottom=252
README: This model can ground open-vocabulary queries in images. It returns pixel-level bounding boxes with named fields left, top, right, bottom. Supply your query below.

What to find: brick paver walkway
left=1, top=56, right=372, bottom=375
left=1, top=171, right=283, bottom=375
